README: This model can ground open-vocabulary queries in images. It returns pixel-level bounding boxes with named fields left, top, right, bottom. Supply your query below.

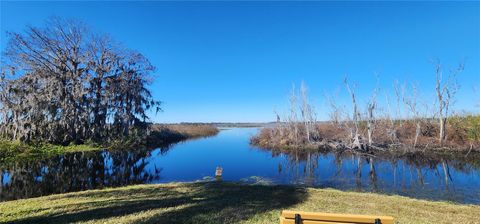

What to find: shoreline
left=250, top=122, right=480, bottom=157
left=0, top=124, right=219, bottom=163
left=251, top=140, right=480, bottom=171
left=251, top=139, right=480, bottom=157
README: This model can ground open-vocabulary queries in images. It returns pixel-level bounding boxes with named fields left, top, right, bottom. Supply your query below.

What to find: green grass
left=0, top=182, right=478, bottom=224
left=0, top=140, right=100, bottom=163
left=0, top=125, right=220, bottom=163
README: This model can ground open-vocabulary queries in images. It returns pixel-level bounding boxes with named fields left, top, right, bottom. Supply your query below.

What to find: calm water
left=1, top=128, right=480, bottom=204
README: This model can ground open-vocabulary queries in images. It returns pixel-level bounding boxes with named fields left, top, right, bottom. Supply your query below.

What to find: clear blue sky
left=1, top=1, right=479, bottom=123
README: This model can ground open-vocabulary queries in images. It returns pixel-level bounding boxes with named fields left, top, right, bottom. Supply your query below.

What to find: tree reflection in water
left=268, top=149, right=480, bottom=203
left=0, top=144, right=172, bottom=201
left=1, top=139, right=479, bottom=204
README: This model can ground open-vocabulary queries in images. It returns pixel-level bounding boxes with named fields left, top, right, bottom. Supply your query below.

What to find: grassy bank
left=0, top=124, right=219, bottom=163
left=0, top=182, right=478, bottom=224
left=0, top=140, right=100, bottom=163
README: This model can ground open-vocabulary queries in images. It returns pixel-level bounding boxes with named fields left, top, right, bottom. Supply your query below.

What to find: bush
left=466, top=115, right=480, bottom=142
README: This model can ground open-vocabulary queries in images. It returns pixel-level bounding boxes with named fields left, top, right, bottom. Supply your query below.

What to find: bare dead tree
left=272, top=109, right=284, bottom=145
left=344, top=77, right=362, bottom=149
left=434, top=61, right=464, bottom=145
left=327, top=89, right=352, bottom=144
left=393, top=80, right=408, bottom=129
left=288, top=84, right=299, bottom=145
left=326, top=88, right=342, bottom=126
left=366, top=85, right=378, bottom=146
left=299, top=81, right=316, bottom=142
left=403, top=83, right=421, bottom=148
left=384, top=91, right=398, bottom=144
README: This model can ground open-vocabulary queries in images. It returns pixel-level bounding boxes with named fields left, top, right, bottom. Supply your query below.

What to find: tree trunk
left=439, top=113, right=445, bottom=145
left=414, top=122, right=420, bottom=148
left=367, top=105, right=375, bottom=146
left=367, top=122, right=373, bottom=146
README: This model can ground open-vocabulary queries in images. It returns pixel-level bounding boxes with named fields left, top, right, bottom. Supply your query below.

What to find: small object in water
left=215, top=166, right=223, bottom=177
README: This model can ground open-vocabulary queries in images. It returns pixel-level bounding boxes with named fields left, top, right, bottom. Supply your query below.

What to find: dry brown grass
left=146, top=124, right=219, bottom=147
left=252, top=116, right=480, bottom=152
left=162, top=124, right=220, bottom=138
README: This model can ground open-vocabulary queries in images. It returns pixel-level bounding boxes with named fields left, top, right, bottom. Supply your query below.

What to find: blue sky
left=1, top=1, right=479, bottom=123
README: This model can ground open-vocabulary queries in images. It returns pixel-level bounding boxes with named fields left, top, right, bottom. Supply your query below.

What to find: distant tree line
left=0, top=18, right=160, bottom=145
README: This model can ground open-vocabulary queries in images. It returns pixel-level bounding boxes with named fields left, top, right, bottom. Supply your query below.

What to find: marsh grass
left=0, top=182, right=478, bottom=224
left=0, top=140, right=100, bottom=163
left=0, top=124, right=219, bottom=163
left=149, top=124, right=219, bottom=140
left=252, top=116, right=480, bottom=153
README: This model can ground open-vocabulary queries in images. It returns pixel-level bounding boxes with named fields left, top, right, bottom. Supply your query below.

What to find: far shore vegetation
left=146, top=124, right=219, bottom=148
left=1, top=182, right=478, bottom=224
left=252, top=76, right=480, bottom=154
left=0, top=124, right=219, bottom=163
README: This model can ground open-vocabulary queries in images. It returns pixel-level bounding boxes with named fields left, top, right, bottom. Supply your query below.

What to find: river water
left=1, top=128, right=479, bottom=204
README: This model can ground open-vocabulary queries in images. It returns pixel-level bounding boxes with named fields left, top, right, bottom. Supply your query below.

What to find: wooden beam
left=281, top=210, right=394, bottom=224
left=281, top=218, right=356, bottom=224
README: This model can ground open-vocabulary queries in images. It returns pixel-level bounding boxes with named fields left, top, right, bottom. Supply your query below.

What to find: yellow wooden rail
left=280, top=210, right=394, bottom=224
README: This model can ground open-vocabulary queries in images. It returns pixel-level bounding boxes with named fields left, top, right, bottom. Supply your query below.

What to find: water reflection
left=1, top=128, right=479, bottom=204
left=270, top=149, right=480, bottom=204
left=0, top=147, right=168, bottom=201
